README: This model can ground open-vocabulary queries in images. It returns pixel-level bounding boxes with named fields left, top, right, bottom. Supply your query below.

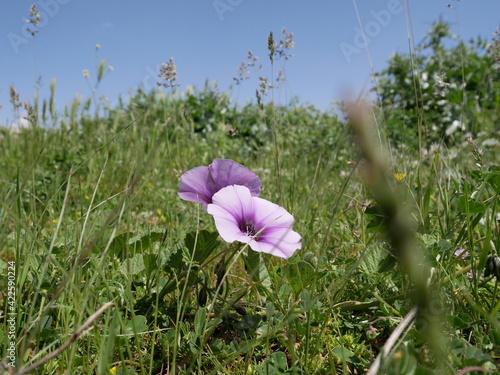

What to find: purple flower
left=207, top=185, right=301, bottom=259
left=454, top=249, right=469, bottom=260
left=178, top=159, right=261, bottom=209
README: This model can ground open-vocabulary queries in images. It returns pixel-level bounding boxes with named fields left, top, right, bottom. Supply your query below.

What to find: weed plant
left=0, top=15, right=499, bottom=375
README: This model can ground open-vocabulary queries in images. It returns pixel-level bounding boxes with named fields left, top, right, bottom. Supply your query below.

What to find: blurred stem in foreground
left=347, top=101, right=446, bottom=367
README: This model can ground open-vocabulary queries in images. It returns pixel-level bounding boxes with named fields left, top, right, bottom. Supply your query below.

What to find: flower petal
left=178, top=166, right=216, bottom=208
left=248, top=237, right=300, bottom=259
left=207, top=203, right=250, bottom=244
left=209, top=159, right=261, bottom=197
left=208, top=185, right=301, bottom=259
left=209, top=185, right=255, bottom=225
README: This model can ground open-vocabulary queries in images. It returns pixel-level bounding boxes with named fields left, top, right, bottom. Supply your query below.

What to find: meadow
left=1, top=21, right=499, bottom=375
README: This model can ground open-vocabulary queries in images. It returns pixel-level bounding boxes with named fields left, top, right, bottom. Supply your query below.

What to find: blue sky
left=1, top=0, right=499, bottom=126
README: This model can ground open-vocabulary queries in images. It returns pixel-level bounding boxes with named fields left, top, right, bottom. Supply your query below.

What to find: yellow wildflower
left=394, top=173, right=406, bottom=182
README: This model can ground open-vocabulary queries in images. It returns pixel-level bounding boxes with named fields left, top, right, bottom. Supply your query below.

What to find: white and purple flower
left=454, top=249, right=470, bottom=260
left=178, top=159, right=261, bottom=209
left=207, top=185, right=301, bottom=259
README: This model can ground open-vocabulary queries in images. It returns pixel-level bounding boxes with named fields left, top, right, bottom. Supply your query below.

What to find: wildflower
left=207, top=185, right=301, bottom=259
left=178, top=159, right=261, bottom=209
left=454, top=249, right=469, bottom=260
left=394, top=173, right=406, bottom=182
left=83, top=69, right=89, bottom=78
left=157, top=57, right=180, bottom=88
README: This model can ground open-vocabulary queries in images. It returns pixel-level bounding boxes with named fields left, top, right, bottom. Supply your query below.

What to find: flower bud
left=214, top=255, right=226, bottom=288
left=197, top=286, right=208, bottom=307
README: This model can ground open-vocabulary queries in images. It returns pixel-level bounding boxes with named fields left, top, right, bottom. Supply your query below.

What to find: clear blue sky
left=1, top=0, right=499, bottom=126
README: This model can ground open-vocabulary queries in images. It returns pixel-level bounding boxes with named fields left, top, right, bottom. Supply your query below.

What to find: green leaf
left=360, top=244, right=395, bottom=273
left=415, top=367, right=436, bottom=375
left=266, top=351, right=288, bottom=372
left=184, top=230, right=221, bottom=264
left=108, top=231, right=134, bottom=258
left=130, top=230, right=164, bottom=252
left=194, top=307, right=207, bottom=336
left=485, top=167, right=500, bottom=194
left=365, top=204, right=388, bottom=230
left=162, top=242, right=185, bottom=273
left=331, top=346, right=356, bottom=363
left=459, top=196, right=486, bottom=214
left=143, top=252, right=158, bottom=278
left=124, top=315, right=148, bottom=335
left=119, top=254, right=145, bottom=275
left=246, top=250, right=271, bottom=289
left=284, top=260, right=316, bottom=295
left=108, top=230, right=164, bottom=259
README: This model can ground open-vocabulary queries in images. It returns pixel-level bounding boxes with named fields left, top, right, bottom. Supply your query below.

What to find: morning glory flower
left=178, top=159, right=261, bottom=209
left=207, top=185, right=301, bottom=259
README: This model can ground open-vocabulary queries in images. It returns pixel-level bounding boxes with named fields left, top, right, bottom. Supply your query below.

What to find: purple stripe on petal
left=207, top=203, right=249, bottom=244
left=210, top=184, right=254, bottom=225
left=207, top=185, right=301, bottom=259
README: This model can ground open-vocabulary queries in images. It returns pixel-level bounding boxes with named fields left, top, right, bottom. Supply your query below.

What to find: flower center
left=240, top=220, right=259, bottom=239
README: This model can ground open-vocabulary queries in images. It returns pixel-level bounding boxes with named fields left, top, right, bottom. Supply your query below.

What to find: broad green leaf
left=119, top=254, right=145, bottom=275
left=331, top=346, right=356, bottom=363
left=162, top=242, right=184, bottom=273
left=256, top=351, right=288, bottom=374
left=459, top=196, right=486, bottom=214
left=143, top=253, right=158, bottom=278
left=124, top=315, right=148, bottom=335
left=108, top=231, right=134, bottom=258
left=284, top=260, right=316, bottom=295
left=108, top=230, right=164, bottom=259
left=360, top=244, right=394, bottom=274
left=485, top=168, right=500, bottom=194
left=184, top=230, right=221, bottom=264
left=267, top=351, right=287, bottom=372
left=194, top=307, right=207, bottom=336
left=130, top=230, right=164, bottom=252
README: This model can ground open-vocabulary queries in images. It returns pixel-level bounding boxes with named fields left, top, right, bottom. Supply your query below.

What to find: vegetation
left=0, top=19, right=499, bottom=375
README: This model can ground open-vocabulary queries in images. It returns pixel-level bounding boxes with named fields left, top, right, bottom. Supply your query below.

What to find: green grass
left=1, top=23, right=500, bottom=375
